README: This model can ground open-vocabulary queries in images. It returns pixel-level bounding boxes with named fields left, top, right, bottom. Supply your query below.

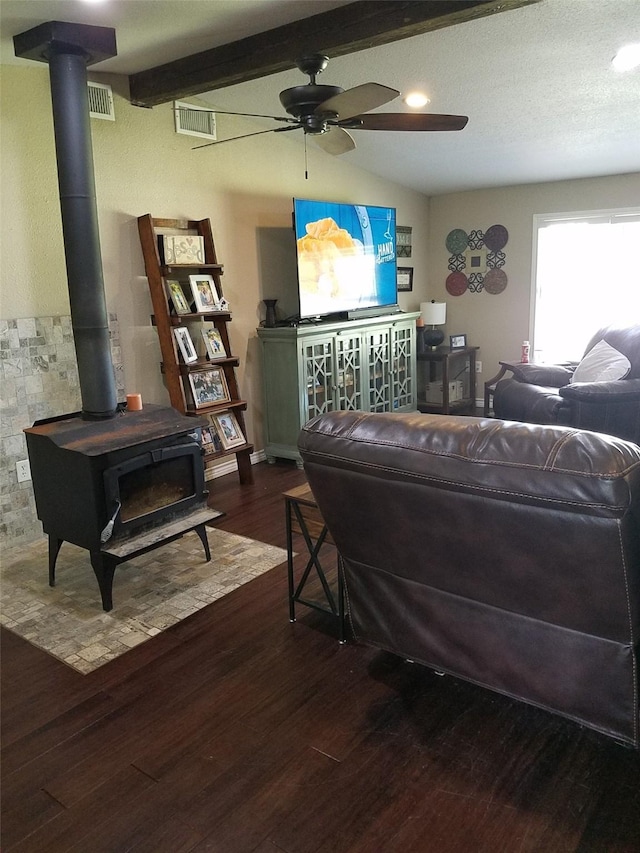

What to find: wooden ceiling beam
left=128, top=0, right=540, bottom=107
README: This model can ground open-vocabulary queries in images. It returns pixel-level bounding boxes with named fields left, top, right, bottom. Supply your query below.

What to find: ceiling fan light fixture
left=403, top=92, right=430, bottom=108
left=612, top=43, right=640, bottom=72
left=302, top=114, right=331, bottom=134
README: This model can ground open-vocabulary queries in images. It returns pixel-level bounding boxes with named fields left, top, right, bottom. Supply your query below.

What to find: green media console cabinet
left=258, top=312, right=420, bottom=465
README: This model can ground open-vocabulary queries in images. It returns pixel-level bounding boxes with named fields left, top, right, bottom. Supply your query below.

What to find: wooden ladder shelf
left=137, top=214, right=253, bottom=485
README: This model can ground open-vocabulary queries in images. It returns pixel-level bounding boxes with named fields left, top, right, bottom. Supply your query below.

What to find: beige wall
left=3, top=64, right=638, bottom=452
left=427, top=173, right=640, bottom=389
left=1, top=64, right=430, bottom=460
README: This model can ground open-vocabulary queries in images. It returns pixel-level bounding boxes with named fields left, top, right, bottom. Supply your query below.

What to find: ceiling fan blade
left=316, top=83, right=399, bottom=121
left=342, top=113, right=469, bottom=132
left=192, top=125, right=299, bottom=150
left=178, top=105, right=296, bottom=124
left=311, top=127, right=356, bottom=156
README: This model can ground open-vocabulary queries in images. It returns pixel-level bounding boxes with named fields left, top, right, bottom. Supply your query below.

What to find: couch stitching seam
left=544, top=430, right=578, bottom=471
left=300, top=451, right=630, bottom=512
left=300, top=429, right=640, bottom=478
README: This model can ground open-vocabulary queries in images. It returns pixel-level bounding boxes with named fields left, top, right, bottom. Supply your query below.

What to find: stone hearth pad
left=1, top=527, right=288, bottom=673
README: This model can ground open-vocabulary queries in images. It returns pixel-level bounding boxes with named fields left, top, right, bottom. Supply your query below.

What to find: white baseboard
left=204, top=448, right=267, bottom=481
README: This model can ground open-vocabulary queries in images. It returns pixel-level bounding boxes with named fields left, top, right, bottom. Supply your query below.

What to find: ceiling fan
left=191, top=54, right=468, bottom=155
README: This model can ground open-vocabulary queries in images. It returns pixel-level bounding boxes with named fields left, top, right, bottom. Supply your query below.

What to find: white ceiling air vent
left=87, top=81, right=115, bottom=121
left=174, top=101, right=217, bottom=140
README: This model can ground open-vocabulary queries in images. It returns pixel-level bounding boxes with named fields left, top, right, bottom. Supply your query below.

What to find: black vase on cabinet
left=263, top=299, right=278, bottom=328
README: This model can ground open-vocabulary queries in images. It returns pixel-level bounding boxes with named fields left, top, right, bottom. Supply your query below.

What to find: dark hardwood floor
left=2, top=460, right=639, bottom=853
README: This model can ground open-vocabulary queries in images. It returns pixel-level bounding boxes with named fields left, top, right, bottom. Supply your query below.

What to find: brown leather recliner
left=298, top=411, right=640, bottom=747
left=492, top=324, right=640, bottom=444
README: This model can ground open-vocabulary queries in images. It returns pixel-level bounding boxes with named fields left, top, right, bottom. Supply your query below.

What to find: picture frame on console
left=450, top=334, right=467, bottom=350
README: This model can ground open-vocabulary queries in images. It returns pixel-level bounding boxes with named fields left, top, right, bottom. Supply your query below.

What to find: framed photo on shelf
left=161, top=234, right=205, bottom=265
left=205, top=417, right=223, bottom=451
left=188, top=367, right=230, bottom=408
left=202, top=327, right=227, bottom=360
left=397, top=267, right=413, bottom=292
left=189, top=275, right=219, bottom=312
left=166, top=280, right=191, bottom=315
left=173, top=326, right=198, bottom=363
left=450, top=334, right=467, bottom=350
left=200, top=426, right=215, bottom=450
left=210, top=410, right=246, bottom=450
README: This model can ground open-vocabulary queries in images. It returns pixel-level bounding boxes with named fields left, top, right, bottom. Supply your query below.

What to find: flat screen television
left=293, top=198, right=398, bottom=321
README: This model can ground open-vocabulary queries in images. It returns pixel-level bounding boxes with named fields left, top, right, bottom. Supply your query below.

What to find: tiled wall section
left=0, top=315, right=125, bottom=547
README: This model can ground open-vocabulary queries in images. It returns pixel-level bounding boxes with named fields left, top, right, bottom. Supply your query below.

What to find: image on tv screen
left=293, top=199, right=397, bottom=318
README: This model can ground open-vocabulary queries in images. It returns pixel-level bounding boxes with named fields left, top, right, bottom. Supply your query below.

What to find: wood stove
left=25, top=405, right=218, bottom=611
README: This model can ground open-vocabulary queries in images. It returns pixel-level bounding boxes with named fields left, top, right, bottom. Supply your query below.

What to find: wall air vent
left=87, top=82, right=115, bottom=121
left=174, top=101, right=217, bottom=140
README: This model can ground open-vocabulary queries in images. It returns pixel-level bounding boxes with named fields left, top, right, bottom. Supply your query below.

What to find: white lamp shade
left=420, top=301, right=446, bottom=325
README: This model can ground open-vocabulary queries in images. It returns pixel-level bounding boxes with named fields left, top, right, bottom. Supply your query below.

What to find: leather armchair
left=492, top=325, right=640, bottom=444
left=298, top=410, right=640, bottom=746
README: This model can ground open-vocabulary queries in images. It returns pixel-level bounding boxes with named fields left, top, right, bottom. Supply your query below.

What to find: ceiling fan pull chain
left=304, top=134, right=309, bottom=180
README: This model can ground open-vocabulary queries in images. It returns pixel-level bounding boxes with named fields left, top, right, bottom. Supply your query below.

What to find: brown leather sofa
left=492, top=324, right=640, bottom=444
left=298, top=411, right=640, bottom=747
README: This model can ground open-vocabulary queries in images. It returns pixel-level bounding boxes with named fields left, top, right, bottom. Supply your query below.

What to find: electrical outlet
left=476, top=360, right=483, bottom=373
left=16, top=459, right=31, bottom=483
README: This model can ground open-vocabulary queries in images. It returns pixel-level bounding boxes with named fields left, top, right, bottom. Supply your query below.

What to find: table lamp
left=420, top=300, right=446, bottom=348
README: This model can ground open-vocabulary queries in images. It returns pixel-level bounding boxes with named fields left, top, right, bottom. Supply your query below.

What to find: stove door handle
left=100, top=501, right=121, bottom=544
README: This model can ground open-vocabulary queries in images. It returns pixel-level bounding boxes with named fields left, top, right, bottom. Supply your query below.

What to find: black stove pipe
left=14, top=22, right=118, bottom=419
left=49, top=48, right=117, bottom=419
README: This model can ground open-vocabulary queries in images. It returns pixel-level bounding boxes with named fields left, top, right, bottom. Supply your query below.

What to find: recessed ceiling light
left=612, top=43, right=640, bottom=72
left=403, top=92, right=431, bottom=109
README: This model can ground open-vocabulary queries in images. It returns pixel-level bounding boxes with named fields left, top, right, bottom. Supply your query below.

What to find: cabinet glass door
left=391, top=322, right=415, bottom=410
left=335, top=332, right=363, bottom=411
left=302, top=338, right=336, bottom=420
left=365, top=327, right=391, bottom=412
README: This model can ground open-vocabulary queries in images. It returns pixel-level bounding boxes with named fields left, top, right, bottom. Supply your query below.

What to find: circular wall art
left=445, top=228, right=469, bottom=255
left=483, top=224, right=509, bottom=252
left=446, top=272, right=469, bottom=296
left=483, top=268, right=508, bottom=295
left=445, top=224, right=509, bottom=295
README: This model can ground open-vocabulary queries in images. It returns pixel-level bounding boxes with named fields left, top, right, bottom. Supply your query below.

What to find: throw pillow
left=570, top=340, right=631, bottom=384
left=506, top=363, right=574, bottom=386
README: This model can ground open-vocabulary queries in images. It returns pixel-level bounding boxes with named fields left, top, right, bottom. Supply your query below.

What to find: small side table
left=283, top=482, right=345, bottom=643
left=417, top=345, right=479, bottom=414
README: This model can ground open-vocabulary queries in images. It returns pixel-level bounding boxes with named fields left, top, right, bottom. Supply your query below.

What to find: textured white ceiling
left=2, top=0, right=639, bottom=195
